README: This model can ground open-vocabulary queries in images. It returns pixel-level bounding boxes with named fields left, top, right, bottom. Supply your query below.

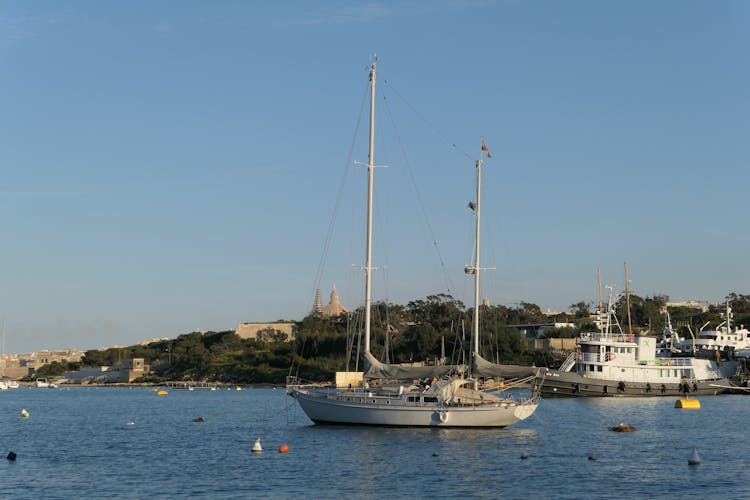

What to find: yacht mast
left=469, top=139, right=491, bottom=355
left=364, top=56, right=377, bottom=354
left=597, top=268, right=603, bottom=333
left=624, top=261, right=633, bottom=342
left=472, top=154, right=482, bottom=355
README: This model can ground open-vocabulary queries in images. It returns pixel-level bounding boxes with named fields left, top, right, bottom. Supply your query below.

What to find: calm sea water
left=0, top=387, right=748, bottom=499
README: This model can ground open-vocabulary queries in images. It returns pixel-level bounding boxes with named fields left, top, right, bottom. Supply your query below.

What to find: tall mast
left=597, top=268, right=603, bottom=333
left=624, top=261, right=632, bottom=342
left=472, top=155, right=482, bottom=355
left=364, top=56, right=377, bottom=354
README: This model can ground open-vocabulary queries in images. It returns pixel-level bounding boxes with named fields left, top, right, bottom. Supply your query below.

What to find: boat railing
left=580, top=332, right=629, bottom=343
left=578, top=353, right=694, bottom=367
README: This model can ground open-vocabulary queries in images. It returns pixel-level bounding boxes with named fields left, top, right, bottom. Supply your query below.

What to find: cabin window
left=589, top=364, right=594, bottom=371
left=424, top=397, right=438, bottom=403
left=597, top=365, right=603, bottom=372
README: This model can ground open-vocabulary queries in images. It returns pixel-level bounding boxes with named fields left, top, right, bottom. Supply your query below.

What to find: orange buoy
left=278, top=444, right=289, bottom=453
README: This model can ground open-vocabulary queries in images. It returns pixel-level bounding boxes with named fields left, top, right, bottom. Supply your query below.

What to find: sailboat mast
left=472, top=157, right=482, bottom=355
left=624, top=261, right=633, bottom=342
left=364, top=57, right=377, bottom=354
left=597, top=268, right=603, bottom=333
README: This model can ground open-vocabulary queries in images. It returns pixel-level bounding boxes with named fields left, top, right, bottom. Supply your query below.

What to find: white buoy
left=126, top=420, right=135, bottom=426
left=251, top=437, right=262, bottom=453
left=20, top=409, right=29, bottom=419
left=688, top=447, right=701, bottom=466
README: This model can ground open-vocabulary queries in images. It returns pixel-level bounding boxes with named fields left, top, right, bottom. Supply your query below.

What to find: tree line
left=33, top=292, right=750, bottom=384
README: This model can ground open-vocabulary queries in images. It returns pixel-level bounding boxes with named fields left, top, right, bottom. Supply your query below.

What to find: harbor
left=1, top=386, right=748, bottom=498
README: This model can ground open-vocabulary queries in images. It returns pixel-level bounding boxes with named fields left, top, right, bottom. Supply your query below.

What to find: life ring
left=439, top=411, right=449, bottom=423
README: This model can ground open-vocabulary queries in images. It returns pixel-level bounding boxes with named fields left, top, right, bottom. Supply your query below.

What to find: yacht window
left=424, top=397, right=438, bottom=403
left=589, top=365, right=594, bottom=371
left=597, top=365, right=603, bottom=372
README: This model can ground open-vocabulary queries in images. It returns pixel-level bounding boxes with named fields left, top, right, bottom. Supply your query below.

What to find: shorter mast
left=624, top=261, right=633, bottom=342
left=469, top=138, right=491, bottom=357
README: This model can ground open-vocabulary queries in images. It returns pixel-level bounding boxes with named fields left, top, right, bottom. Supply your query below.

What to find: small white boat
left=688, top=447, right=701, bottom=465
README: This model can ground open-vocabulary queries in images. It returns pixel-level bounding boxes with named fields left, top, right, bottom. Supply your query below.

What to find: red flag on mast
left=481, top=137, right=491, bottom=158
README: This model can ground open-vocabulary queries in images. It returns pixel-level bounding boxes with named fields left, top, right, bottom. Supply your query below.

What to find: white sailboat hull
left=289, top=388, right=538, bottom=428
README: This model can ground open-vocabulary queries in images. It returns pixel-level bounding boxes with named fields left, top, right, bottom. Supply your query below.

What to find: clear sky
left=1, top=1, right=748, bottom=354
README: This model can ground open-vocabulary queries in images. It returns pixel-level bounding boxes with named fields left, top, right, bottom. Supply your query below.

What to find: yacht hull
left=541, top=368, right=734, bottom=397
left=288, top=388, right=538, bottom=427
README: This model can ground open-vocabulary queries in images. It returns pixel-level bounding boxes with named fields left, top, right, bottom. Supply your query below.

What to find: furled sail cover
left=471, top=353, right=537, bottom=379
left=363, top=351, right=463, bottom=380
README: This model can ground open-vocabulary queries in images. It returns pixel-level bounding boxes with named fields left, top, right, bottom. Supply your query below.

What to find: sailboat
left=287, top=56, right=541, bottom=427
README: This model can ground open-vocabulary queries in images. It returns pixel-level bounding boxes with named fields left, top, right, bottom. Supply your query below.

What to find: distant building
left=1, top=349, right=85, bottom=380
left=527, top=337, right=579, bottom=351
left=63, top=358, right=149, bottom=384
left=235, top=322, right=296, bottom=341
left=313, top=287, right=348, bottom=317
left=667, top=300, right=708, bottom=313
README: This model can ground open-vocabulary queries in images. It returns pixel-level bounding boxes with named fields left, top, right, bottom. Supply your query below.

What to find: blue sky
left=1, top=1, right=748, bottom=353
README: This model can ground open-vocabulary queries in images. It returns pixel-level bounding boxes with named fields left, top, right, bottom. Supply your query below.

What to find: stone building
left=1, top=349, right=86, bottom=380
left=63, top=358, right=149, bottom=384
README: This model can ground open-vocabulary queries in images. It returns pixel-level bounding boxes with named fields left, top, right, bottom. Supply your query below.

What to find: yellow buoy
left=21, top=409, right=30, bottom=418
left=675, top=398, right=700, bottom=409
left=236, top=386, right=242, bottom=391
left=157, top=390, right=168, bottom=396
